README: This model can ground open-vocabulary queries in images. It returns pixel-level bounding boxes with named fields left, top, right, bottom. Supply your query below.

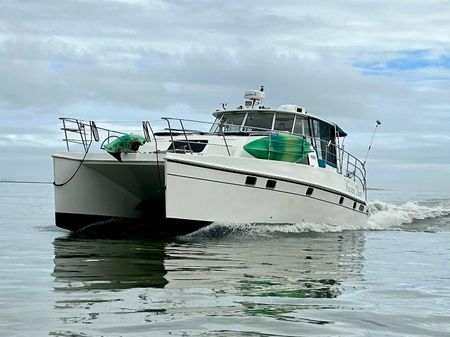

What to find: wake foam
left=367, top=200, right=450, bottom=230
left=182, top=222, right=347, bottom=239
left=182, top=200, right=450, bottom=238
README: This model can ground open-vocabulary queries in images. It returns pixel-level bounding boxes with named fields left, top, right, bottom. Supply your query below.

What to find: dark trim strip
left=167, top=173, right=367, bottom=215
left=166, top=158, right=366, bottom=205
left=55, top=212, right=210, bottom=235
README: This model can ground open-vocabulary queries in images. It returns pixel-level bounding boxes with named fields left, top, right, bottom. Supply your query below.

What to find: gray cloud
left=0, top=0, right=449, bottom=191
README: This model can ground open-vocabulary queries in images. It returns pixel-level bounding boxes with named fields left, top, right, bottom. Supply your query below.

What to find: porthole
left=339, top=196, right=344, bottom=204
left=245, top=176, right=257, bottom=186
left=353, top=201, right=357, bottom=209
left=306, top=187, right=314, bottom=196
left=359, top=205, right=365, bottom=212
left=266, top=180, right=277, bottom=189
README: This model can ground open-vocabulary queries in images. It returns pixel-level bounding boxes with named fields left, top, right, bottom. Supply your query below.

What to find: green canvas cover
left=103, top=134, right=146, bottom=154
left=243, top=133, right=312, bottom=162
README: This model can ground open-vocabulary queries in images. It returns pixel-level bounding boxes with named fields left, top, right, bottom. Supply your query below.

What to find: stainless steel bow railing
left=59, top=117, right=133, bottom=152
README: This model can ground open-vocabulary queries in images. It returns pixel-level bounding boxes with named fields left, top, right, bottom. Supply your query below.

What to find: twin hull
left=53, top=152, right=367, bottom=233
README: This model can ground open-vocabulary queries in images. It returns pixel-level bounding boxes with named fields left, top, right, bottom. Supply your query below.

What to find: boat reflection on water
left=52, top=229, right=365, bottom=297
left=51, top=230, right=366, bottom=334
left=52, top=238, right=168, bottom=290
left=165, top=230, right=365, bottom=299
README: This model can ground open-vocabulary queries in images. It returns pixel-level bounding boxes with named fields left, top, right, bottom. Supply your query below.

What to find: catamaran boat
left=53, top=87, right=368, bottom=234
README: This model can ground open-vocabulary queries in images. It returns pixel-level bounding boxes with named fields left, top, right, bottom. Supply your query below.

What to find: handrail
left=59, top=117, right=128, bottom=152
left=219, top=123, right=231, bottom=156
left=162, top=117, right=233, bottom=157
left=179, top=120, right=193, bottom=154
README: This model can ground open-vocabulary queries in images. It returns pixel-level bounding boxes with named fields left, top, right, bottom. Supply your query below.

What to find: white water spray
left=182, top=200, right=450, bottom=238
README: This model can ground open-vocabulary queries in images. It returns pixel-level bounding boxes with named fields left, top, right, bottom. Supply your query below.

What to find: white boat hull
left=53, top=152, right=208, bottom=234
left=165, top=154, right=367, bottom=226
left=53, top=150, right=367, bottom=233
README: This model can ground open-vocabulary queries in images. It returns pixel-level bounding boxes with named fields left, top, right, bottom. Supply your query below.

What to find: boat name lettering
left=345, top=183, right=363, bottom=198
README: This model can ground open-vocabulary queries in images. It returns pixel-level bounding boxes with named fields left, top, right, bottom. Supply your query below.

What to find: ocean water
left=0, top=184, right=450, bottom=337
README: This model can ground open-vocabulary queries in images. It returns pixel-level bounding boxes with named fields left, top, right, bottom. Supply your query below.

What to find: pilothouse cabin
left=211, top=89, right=347, bottom=170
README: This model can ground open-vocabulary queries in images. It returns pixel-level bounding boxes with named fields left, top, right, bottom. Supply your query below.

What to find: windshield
left=243, top=112, right=274, bottom=131
left=274, top=113, right=295, bottom=132
left=214, top=113, right=246, bottom=132
left=293, top=116, right=311, bottom=137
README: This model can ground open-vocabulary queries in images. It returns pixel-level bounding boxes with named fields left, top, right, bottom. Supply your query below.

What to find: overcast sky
left=0, top=0, right=449, bottom=193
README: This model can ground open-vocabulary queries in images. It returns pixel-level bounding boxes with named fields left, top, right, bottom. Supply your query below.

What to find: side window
left=243, top=112, right=274, bottom=131
left=312, top=119, right=337, bottom=166
left=220, top=113, right=247, bottom=132
left=274, top=113, right=295, bottom=132
left=319, top=121, right=334, bottom=144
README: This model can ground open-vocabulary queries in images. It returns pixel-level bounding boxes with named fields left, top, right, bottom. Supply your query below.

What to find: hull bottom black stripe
left=55, top=212, right=210, bottom=236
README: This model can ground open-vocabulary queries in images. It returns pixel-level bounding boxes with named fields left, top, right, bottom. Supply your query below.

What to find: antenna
left=363, top=120, right=382, bottom=167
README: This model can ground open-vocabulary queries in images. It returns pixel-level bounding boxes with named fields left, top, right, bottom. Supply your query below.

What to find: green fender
left=103, top=134, right=146, bottom=158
